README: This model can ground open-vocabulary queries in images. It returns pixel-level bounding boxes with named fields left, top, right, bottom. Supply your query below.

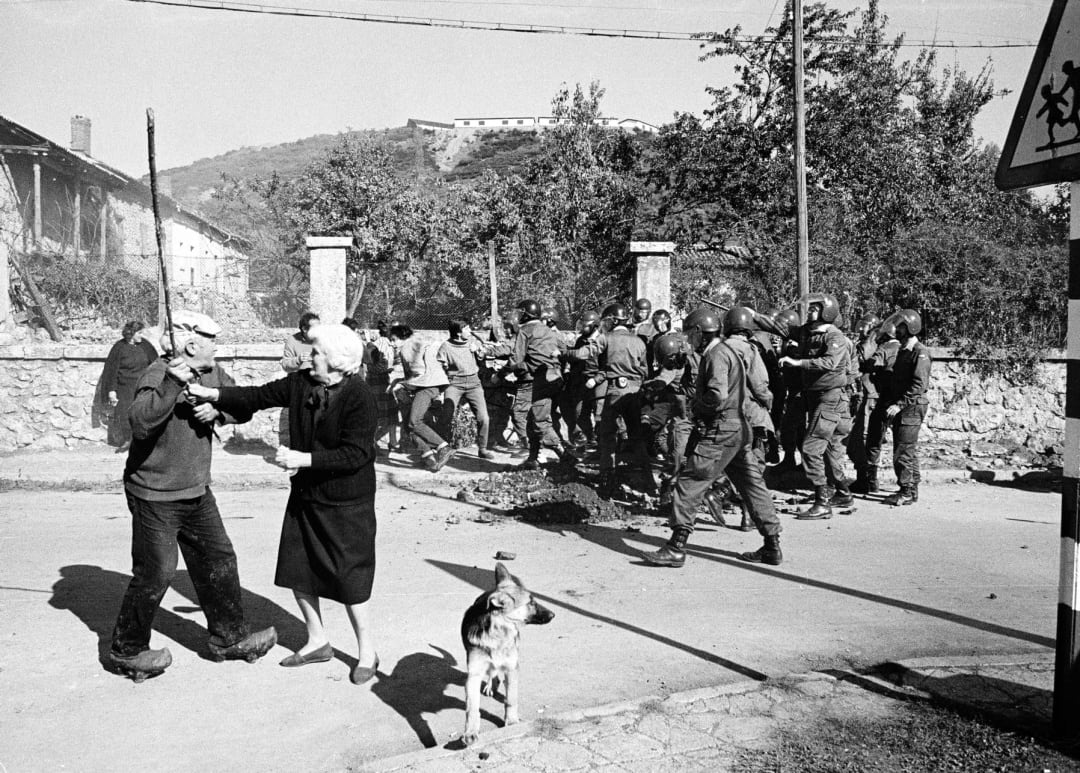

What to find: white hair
left=308, top=323, right=365, bottom=376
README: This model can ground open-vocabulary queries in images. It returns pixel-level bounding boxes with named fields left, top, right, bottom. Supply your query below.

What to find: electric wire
left=123, top=0, right=1039, bottom=48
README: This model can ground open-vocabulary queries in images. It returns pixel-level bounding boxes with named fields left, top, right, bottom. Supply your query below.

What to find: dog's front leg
left=463, top=663, right=483, bottom=746
left=503, top=666, right=520, bottom=726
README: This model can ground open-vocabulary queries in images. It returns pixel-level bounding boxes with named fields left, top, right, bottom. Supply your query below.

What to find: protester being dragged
left=107, top=310, right=276, bottom=682
left=559, top=310, right=604, bottom=452
left=847, top=313, right=882, bottom=492
left=389, top=323, right=454, bottom=472
left=188, top=323, right=380, bottom=684
left=437, top=318, right=493, bottom=460
left=99, top=319, right=159, bottom=452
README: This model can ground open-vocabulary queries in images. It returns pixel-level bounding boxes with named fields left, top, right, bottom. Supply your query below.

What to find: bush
left=22, top=251, right=157, bottom=328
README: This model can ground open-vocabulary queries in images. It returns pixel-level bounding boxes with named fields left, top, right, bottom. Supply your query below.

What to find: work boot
left=433, top=444, right=455, bottom=471
left=830, top=479, right=855, bottom=508
left=883, top=485, right=917, bottom=506
left=737, top=506, right=755, bottom=532
left=796, top=486, right=833, bottom=520
left=866, top=466, right=880, bottom=493
left=555, top=442, right=579, bottom=466
left=738, top=535, right=783, bottom=566
left=208, top=627, right=278, bottom=663
left=518, top=457, right=541, bottom=471
left=107, top=647, right=173, bottom=682
left=641, top=527, right=690, bottom=567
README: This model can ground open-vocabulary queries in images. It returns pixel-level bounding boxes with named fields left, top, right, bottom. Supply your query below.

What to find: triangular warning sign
left=997, top=0, right=1080, bottom=190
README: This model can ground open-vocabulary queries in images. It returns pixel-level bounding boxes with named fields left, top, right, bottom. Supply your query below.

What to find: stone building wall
left=0, top=342, right=1068, bottom=462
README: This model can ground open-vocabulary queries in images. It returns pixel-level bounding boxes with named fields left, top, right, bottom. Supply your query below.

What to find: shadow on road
left=426, top=558, right=770, bottom=682
left=370, top=644, right=500, bottom=749
left=48, top=564, right=307, bottom=666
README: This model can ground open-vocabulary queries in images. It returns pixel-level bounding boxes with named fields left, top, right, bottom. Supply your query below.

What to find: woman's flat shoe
left=279, top=643, right=333, bottom=667
left=350, top=654, right=379, bottom=684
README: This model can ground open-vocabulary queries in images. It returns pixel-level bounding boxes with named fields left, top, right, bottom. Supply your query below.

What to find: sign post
left=996, top=0, right=1080, bottom=737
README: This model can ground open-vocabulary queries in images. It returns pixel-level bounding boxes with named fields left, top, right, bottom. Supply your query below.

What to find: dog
left=460, top=562, right=554, bottom=746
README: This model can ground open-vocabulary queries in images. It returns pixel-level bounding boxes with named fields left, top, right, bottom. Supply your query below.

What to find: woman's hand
left=275, top=446, right=312, bottom=472
left=185, top=382, right=219, bottom=403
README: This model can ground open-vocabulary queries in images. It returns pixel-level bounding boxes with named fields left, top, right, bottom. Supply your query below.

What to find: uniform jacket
left=865, top=338, right=900, bottom=398
left=564, top=330, right=603, bottom=386
left=885, top=339, right=932, bottom=408
left=216, top=372, right=377, bottom=505
left=856, top=337, right=879, bottom=398
left=796, top=324, right=851, bottom=393
left=691, top=338, right=748, bottom=434
left=508, top=320, right=564, bottom=383
left=125, top=360, right=250, bottom=501
left=593, top=327, right=648, bottom=385
left=724, top=335, right=774, bottom=432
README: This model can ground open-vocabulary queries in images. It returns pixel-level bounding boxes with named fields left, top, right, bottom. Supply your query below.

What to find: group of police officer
left=474, top=294, right=931, bottom=570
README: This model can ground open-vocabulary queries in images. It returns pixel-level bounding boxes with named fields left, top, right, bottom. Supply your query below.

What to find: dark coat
left=215, top=372, right=377, bottom=505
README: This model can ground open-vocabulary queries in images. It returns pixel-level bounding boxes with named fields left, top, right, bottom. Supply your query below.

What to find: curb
left=357, top=674, right=831, bottom=772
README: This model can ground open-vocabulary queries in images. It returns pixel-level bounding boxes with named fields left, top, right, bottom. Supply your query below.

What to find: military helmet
left=602, top=303, right=631, bottom=324
left=652, top=332, right=688, bottom=361
left=723, top=306, right=757, bottom=335
left=578, top=309, right=601, bottom=328
left=517, top=299, right=542, bottom=321
left=682, top=307, right=722, bottom=334
left=801, top=292, right=840, bottom=324
left=634, top=297, right=652, bottom=311
left=884, top=308, right=922, bottom=336
left=855, top=313, right=881, bottom=338
left=876, top=317, right=898, bottom=342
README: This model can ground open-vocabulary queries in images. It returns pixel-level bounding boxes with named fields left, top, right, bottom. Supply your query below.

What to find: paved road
left=0, top=451, right=1060, bottom=772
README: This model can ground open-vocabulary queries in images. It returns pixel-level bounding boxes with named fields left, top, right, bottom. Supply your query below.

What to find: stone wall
left=0, top=341, right=1067, bottom=461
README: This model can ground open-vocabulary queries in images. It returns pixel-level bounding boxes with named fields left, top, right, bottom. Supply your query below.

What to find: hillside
left=157, top=124, right=546, bottom=211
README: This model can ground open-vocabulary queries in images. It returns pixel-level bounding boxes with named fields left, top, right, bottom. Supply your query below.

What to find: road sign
left=996, top=0, right=1080, bottom=190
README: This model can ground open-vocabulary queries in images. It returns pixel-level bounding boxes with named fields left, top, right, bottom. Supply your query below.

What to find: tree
left=645, top=0, right=1066, bottom=360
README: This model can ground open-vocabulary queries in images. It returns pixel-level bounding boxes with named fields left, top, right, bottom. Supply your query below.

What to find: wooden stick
left=146, top=109, right=176, bottom=354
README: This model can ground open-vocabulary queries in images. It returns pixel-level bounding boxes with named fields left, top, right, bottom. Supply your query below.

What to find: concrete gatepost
left=630, top=241, right=675, bottom=312
left=305, top=235, right=351, bottom=323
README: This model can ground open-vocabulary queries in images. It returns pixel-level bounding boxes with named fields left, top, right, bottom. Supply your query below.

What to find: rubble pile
left=458, top=468, right=631, bottom=523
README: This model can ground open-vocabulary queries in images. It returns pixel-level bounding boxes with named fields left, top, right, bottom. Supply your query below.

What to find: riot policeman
left=880, top=309, right=932, bottom=505
left=641, top=308, right=782, bottom=568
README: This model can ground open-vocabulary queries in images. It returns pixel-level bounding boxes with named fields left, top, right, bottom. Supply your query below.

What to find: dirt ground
left=0, top=465, right=1061, bottom=772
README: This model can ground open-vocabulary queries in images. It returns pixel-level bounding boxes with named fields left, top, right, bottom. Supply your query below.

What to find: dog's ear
left=495, top=562, right=510, bottom=585
left=488, top=591, right=513, bottom=611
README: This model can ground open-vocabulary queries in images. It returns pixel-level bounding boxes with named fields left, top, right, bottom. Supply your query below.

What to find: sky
left=0, top=0, right=1059, bottom=178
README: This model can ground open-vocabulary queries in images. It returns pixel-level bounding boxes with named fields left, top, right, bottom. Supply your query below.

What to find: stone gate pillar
left=306, top=235, right=351, bottom=323
left=630, top=241, right=675, bottom=311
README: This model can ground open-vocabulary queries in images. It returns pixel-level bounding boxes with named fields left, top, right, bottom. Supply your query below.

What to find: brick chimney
left=70, top=115, right=91, bottom=155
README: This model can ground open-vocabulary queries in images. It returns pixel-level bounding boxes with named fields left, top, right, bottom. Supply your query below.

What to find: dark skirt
left=368, top=378, right=399, bottom=425
left=275, top=493, right=377, bottom=604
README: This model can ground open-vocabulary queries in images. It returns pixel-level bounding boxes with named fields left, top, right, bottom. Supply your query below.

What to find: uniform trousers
left=892, top=403, right=928, bottom=487
left=801, top=387, right=852, bottom=487
left=597, top=384, right=643, bottom=471
left=112, top=489, right=249, bottom=657
left=670, top=424, right=780, bottom=537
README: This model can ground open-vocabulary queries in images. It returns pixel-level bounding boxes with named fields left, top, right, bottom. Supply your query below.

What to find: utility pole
left=488, top=242, right=498, bottom=322
left=793, top=0, right=810, bottom=299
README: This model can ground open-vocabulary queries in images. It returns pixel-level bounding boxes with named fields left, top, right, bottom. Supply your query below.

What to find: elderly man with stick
left=106, top=311, right=277, bottom=681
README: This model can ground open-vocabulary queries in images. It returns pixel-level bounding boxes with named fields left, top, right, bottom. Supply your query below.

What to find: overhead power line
left=124, top=0, right=1038, bottom=48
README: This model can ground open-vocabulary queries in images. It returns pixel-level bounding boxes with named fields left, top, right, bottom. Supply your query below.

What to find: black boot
left=739, top=535, right=783, bottom=566
left=866, top=465, right=879, bottom=493
left=107, top=647, right=173, bottom=682
left=850, top=467, right=869, bottom=494
left=830, top=479, right=855, bottom=507
left=737, top=505, right=754, bottom=532
left=884, top=484, right=917, bottom=506
left=796, top=486, right=833, bottom=520
left=641, top=526, right=690, bottom=567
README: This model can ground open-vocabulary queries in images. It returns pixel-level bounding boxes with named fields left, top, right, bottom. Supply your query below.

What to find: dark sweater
left=124, top=360, right=248, bottom=501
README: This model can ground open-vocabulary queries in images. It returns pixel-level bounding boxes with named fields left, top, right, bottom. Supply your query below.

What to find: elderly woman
left=187, top=323, right=380, bottom=684
left=100, top=320, right=158, bottom=450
